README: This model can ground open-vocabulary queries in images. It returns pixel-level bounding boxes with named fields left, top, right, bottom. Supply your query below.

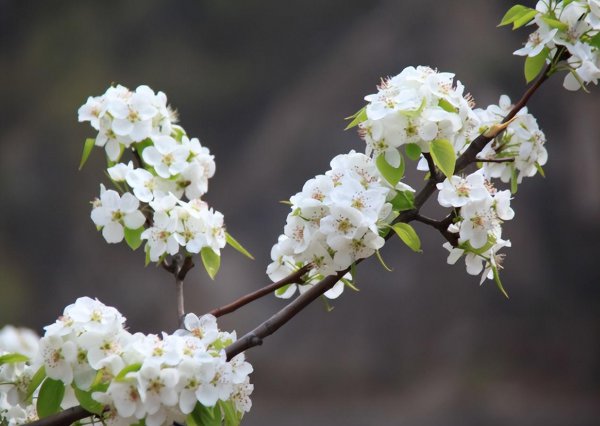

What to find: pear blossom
left=142, top=136, right=190, bottom=179
left=91, top=185, right=146, bottom=243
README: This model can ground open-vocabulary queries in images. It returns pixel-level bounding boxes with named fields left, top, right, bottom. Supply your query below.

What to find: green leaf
left=79, top=138, right=96, bottom=170
left=534, top=162, right=546, bottom=178
left=114, top=363, right=142, bottom=382
left=375, top=250, right=393, bottom=272
left=37, top=378, right=65, bottom=418
left=492, top=265, right=509, bottom=298
left=499, top=4, right=532, bottom=26
left=201, top=247, right=221, bottom=280
left=144, top=246, right=151, bottom=266
left=540, top=15, right=568, bottom=31
left=73, top=386, right=104, bottom=415
left=524, top=47, right=549, bottom=83
left=391, top=223, right=422, bottom=253
left=511, top=168, right=519, bottom=194
left=134, top=138, right=154, bottom=162
left=124, top=227, right=144, bottom=251
left=219, top=400, right=242, bottom=426
left=405, top=143, right=422, bottom=161
left=429, top=139, right=456, bottom=178
left=189, top=403, right=222, bottom=426
left=376, top=153, right=404, bottom=187
left=341, top=277, right=360, bottom=292
left=275, top=284, right=291, bottom=296
left=0, top=353, right=29, bottom=365
left=589, top=32, right=600, bottom=49
left=344, top=106, right=368, bottom=130
left=225, top=232, right=254, bottom=260
left=390, top=190, right=415, bottom=212
left=25, top=366, right=46, bottom=402
left=438, top=98, right=457, bottom=113
left=513, top=9, right=538, bottom=29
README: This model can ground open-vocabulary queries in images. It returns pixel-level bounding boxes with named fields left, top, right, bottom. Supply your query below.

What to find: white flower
left=141, top=210, right=180, bottom=261
left=91, top=186, right=146, bottom=243
left=436, top=172, right=490, bottom=208
left=107, top=162, right=134, bottom=182
left=39, top=336, right=76, bottom=385
left=126, top=168, right=176, bottom=203
left=142, top=136, right=190, bottom=178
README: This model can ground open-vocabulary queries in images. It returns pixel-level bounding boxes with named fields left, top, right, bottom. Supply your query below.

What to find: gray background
left=1, top=0, right=599, bottom=425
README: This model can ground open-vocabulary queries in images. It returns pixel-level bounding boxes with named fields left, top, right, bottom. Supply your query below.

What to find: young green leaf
left=37, top=378, right=65, bottom=418
left=429, top=139, right=456, bottom=178
left=589, top=32, right=600, bottom=49
left=391, top=223, right=422, bottom=253
left=492, top=265, right=510, bottom=299
left=376, top=250, right=393, bottom=272
left=219, top=400, right=242, bottom=426
left=511, top=168, right=519, bottom=194
left=201, top=247, right=221, bottom=280
left=438, top=98, right=458, bottom=113
left=390, top=190, right=415, bottom=212
left=499, top=4, right=532, bottom=26
left=0, top=353, right=29, bottom=365
left=534, top=162, right=546, bottom=178
left=275, top=284, right=291, bottom=296
left=512, top=9, right=538, bottom=29
left=344, top=106, right=368, bottom=130
left=144, top=246, right=151, bottom=266
left=341, top=277, right=360, bottom=292
left=376, top=153, right=405, bottom=187
left=73, top=386, right=105, bottom=415
left=540, top=16, right=568, bottom=31
left=524, top=47, right=549, bottom=83
left=189, top=403, right=222, bottom=426
left=25, top=366, right=46, bottom=403
left=79, top=138, right=96, bottom=170
left=115, top=363, right=142, bottom=382
left=124, top=227, right=144, bottom=251
left=405, top=143, right=422, bottom=161
left=225, top=232, right=254, bottom=260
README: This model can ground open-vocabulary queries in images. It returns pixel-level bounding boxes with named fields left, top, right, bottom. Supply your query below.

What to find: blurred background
left=1, top=0, right=599, bottom=424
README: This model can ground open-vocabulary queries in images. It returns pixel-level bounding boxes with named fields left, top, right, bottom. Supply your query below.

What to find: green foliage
left=188, top=403, right=222, bottom=426
left=499, top=5, right=537, bottom=29
left=219, top=400, right=242, bottom=426
left=589, top=32, right=600, bottom=49
left=405, top=143, right=422, bottom=161
left=535, top=162, right=546, bottom=177
left=376, top=153, right=405, bottom=187
left=429, top=139, right=456, bottom=178
left=36, top=378, right=65, bottom=418
left=275, top=283, right=291, bottom=296
left=79, top=138, right=96, bottom=170
left=376, top=250, right=393, bottom=272
left=115, top=363, right=142, bottom=382
left=25, top=366, right=46, bottom=403
left=511, top=168, right=519, bottom=194
left=74, top=386, right=104, bottom=415
left=390, top=190, right=415, bottom=212
left=201, top=247, right=221, bottom=279
left=391, top=223, right=422, bottom=253
left=492, top=265, right=509, bottom=298
left=344, top=106, right=367, bottom=130
left=438, top=98, right=458, bottom=113
left=124, top=227, right=144, bottom=250
left=524, top=47, right=550, bottom=83
left=540, top=15, right=568, bottom=31
left=0, top=353, right=29, bottom=365
left=225, top=232, right=254, bottom=260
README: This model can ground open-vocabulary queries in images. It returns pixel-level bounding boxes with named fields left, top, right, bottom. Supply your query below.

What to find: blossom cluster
left=0, top=327, right=41, bottom=425
left=267, top=151, right=408, bottom=299
left=475, top=95, right=548, bottom=185
left=358, top=65, right=479, bottom=163
left=0, top=297, right=253, bottom=426
left=436, top=171, right=514, bottom=284
left=79, top=85, right=226, bottom=265
left=512, top=0, right=600, bottom=90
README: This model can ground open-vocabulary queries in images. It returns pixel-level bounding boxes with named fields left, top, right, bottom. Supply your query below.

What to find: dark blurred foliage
left=1, top=1, right=599, bottom=425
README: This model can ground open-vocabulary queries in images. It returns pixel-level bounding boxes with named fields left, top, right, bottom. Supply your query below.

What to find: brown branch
left=422, top=152, right=443, bottom=182
left=478, top=158, right=515, bottom=163
left=414, top=213, right=459, bottom=246
left=162, top=254, right=195, bottom=327
left=225, top=272, right=345, bottom=360
left=209, top=264, right=312, bottom=318
left=27, top=406, right=96, bottom=426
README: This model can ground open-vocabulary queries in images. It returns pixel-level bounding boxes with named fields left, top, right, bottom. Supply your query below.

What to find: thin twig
left=209, top=264, right=312, bottom=318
